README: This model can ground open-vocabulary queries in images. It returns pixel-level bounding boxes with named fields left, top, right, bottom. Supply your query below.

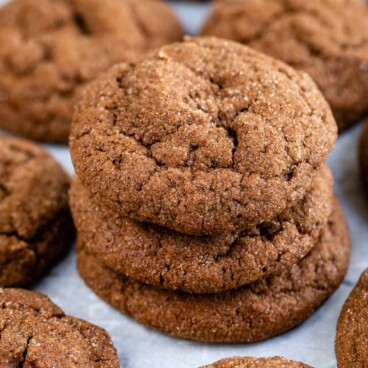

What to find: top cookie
left=0, top=288, right=119, bottom=367
left=202, top=356, right=311, bottom=368
left=70, top=37, right=337, bottom=235
left=0, top=0, right=183, bottom=142
left=335, top=269, right=368, bottom=367
left=201, top=0, right=368, bottom=131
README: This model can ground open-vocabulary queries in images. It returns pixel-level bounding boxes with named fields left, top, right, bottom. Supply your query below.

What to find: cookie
left=201, top=356, right=311, bottom=368
left=201, top=0, right=368, bottom=131
left=359, top=121, right=368, bottom=190
left=70, top=165, right=333, bottom=293
left=335, top=269, right=368, bottom=367
left=0, top=137, right=73, bottom=287
left=77, top=199, right=350, bottom=343
left=70, top=36, right=337, bottom=236
left=0, top=0, right=183, bottom=142
left=0, top=288, right=119, bottom=367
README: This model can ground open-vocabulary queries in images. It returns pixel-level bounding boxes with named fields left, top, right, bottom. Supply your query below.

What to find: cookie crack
left=72, top=12, right=91, bottom=36
left=0, top=183, right=9, bottom=201
left=18, top=335, right=33, bottom=368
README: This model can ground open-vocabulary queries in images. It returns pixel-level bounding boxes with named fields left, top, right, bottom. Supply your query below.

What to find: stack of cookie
left=70, top=37, right=350, bottom=343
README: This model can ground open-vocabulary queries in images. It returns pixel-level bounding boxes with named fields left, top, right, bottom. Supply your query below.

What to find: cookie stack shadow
left=69, top=37, right=351, bottom=343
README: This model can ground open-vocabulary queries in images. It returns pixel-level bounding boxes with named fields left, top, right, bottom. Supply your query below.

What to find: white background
left=1, top=1, right=368, bottom=367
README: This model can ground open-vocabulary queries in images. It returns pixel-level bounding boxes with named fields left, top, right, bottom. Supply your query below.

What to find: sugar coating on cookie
left=0, top=288, right=119, bottom=367
left=77, top=199, right=350, bottom=343
left=0, top=0, right=183, bottom=142
left=201, top=0, right=368, bottom=131
left=70, top=165, right=333, bottom=293
left=70, top=37, right=337, bottom=235
left=335, top=269, right=368, bottom=367
left=0, top=137, right=73, bottom=287
left=201, top=356, right=311, bottom=368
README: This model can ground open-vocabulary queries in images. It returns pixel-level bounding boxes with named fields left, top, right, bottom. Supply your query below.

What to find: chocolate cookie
left=0, top=0, right=183, bottom=142
left=201, top=356, right=311, bottom=368
left=359, top=121, right=368, bottom=190
left=0, top=137, right=73, bottom=287
left=335, top=269, right=368, bottom=367
left=77, top=199, right=350, bottom=343
left=70, top=165, right=333, bottom=293
left=70, top=37, right=337, bottom=235
left=201, top=0, right=368, bottom=131
left=0, top=288, right=119, bottom=367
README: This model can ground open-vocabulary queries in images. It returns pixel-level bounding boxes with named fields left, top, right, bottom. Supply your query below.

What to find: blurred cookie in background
left=0, top=0, right=183, bottom=142
left=202, top=0, right=368, bottom=132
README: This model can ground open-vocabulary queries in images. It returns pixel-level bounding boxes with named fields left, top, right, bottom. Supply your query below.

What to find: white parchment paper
left=1, top=2, right=367, bottom=367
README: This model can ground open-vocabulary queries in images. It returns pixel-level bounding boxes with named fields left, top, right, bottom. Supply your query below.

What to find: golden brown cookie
left=201, top=0, right=368, bottom=131
left=70, top=36, right=337, bottom=236
left=70, top=166, right=333, bottom=293
left=359, top=121, right=368, bottom=191
left=0, top=0, right=183, bottom=142
left=201, top=356, right=311, bottom=368
left=0, top=288, right=119, bottom=367
left=0, top=137, right=73, bottom=287
left=77, top=199, right=350, bottom=343
left=335, top=269, right=368, bottom=367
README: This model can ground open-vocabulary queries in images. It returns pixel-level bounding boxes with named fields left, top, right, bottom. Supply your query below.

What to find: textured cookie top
left=77, top=199, right=350, bottom=343
left=0, top=0, right=183, bottom=142
left=202, top=356, right=311, bottom=368
left=71, top=166, right=332, bottom=293
left=0, top=288, right=119, bottom=367
left=0, top=137, right=72, bottom=287
left=336, top=269, right=368, bottom=367
left=0, top=137, right=70, bottom=239
left=70, top=37, right=337, bottom=235
left=359, top=121, right=368, bottom=189
left=201, top=0, right=368, bottom=131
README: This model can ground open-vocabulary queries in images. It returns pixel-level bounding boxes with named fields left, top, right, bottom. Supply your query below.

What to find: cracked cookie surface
left=201, top=356, right=311, bottom=368
left=0, top=137, right=73, bottom=287
left=0, top=0, right=183, bottom=142
left=359, top=121, right=368, bottom=192
left=0, top=288, right=119, bottom=367
left=70, top=37, right=337, bottom=235
left=70, top=165, right=332, bottom=293
left=77, top=198, right=350, bottom=343
left=336, top=269, right=368, bottom=367
left=201, top=0, right=368, bottom=131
